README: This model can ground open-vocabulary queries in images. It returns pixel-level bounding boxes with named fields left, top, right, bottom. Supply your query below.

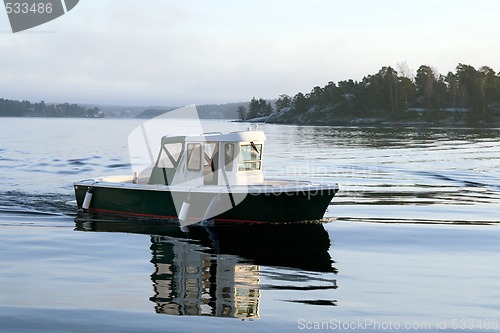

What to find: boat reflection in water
left=75, top=216, right=337, bottom=319
left=150, top=235, right=261, bottom=318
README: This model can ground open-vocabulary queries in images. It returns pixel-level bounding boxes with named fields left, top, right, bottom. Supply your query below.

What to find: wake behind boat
left=74, top=128, right=338, bottom=226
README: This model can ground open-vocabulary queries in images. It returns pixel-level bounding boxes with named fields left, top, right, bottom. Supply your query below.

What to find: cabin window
left=157, top=143, right=183, bottom=168
left=239, top=142, right=262, bottom=171
left=203, top=142, right=219, bottom=170
left=224, top=143, right=235, bottom=171
left=203, top=142, right=219, bottom=185
left=186, top=143, right=202, bottom=171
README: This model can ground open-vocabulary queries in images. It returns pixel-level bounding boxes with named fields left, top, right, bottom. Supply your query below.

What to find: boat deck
left=76, top=177, right=337, bottom=194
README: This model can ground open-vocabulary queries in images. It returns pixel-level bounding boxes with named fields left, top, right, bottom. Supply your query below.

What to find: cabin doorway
left=203, top=142, right=219, bottom=185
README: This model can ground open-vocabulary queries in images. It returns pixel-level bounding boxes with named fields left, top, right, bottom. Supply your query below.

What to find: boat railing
left=200, top=132, right=223, bottom=136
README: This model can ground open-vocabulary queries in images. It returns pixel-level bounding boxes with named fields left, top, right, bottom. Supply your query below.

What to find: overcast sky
left=1, top=0, right=499, bottom=106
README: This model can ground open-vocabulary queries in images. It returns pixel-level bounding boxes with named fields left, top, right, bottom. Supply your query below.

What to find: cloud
left=1, top=0, right=500, bottom=105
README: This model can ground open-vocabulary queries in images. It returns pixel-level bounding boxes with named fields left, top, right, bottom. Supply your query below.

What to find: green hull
left=74, top=182, right=338, bottom=223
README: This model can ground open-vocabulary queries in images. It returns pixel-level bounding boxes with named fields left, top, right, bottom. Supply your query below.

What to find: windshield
left=239, top=143, right=262, bottom=171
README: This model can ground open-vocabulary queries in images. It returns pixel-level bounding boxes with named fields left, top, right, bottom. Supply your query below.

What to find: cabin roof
left=160, top=130, right=266, bottom=144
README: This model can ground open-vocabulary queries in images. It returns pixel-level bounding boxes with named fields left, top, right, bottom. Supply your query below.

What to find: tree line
left=237, top=97, right=273, bottom=120
left=240, top=63, right=500, bottom=124
left=0, top=98, right=104, bottom=117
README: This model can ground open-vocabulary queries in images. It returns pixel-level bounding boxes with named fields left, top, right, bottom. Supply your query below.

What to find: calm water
left=1, top=118, right=500, bottom=332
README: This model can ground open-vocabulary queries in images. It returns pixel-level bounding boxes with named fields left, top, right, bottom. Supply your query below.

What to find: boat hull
left=74, top=181, right=338, bottom=223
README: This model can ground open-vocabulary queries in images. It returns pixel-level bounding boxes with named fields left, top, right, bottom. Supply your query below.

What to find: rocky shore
left=243, top=107, right=500, bottom=127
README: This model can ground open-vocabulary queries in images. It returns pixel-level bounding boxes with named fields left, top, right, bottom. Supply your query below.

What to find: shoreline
left=240, top=116, right=500, bottom=129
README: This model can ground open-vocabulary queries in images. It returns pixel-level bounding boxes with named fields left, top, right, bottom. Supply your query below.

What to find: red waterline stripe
left=89, top=207, right=177, bottom=219
left=87, top=207, right=271, bottom=224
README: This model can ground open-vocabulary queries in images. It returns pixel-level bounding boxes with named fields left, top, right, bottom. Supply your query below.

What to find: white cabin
left=147, top=130, right=266, bottom=187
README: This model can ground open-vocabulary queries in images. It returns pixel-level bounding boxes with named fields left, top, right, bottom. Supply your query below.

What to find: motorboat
left=74, top=128, right=338, bottom=226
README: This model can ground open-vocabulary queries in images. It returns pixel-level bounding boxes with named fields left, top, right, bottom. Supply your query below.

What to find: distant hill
left=0, top=98, right=103, bottom=118
left=91, top=102, right=250, bottom=119
left=0, top=99, right=253, bottom=120
left=197, top=102, right=249, bottom=119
